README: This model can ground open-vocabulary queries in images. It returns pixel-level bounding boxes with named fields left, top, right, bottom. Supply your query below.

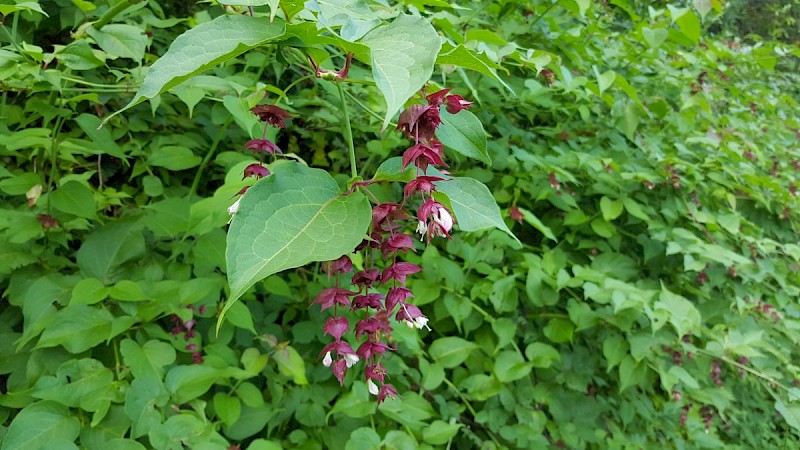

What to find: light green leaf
left=600, top=196, right=624, bottom=221
left=214, top=393, right=242, bottom=427
left=104, top=15, right=285, bottom=124
left=36, top=305, right=114, bottom=353
left=0, top=401, right=79, bottom=450
left=224, top=160, right=371, bottom=322
left=776, top=400, right=800, bottom=433
left=0, top=2, right=48, bottom=16
left=87, top=24, right=147, bottom=60
left=120, top=339, right=176, bottom=382
left=642, top=27, right=668, bottom=49
left=436, top=108, right=490, bottom=164
left=305, top=0, right=381, bottom=42
left=147, top=145, right=202, bottom=171
left=345, top=427, right=382, bottom=450
left=434, top=176, right=521, bottom=247
left=517, top=206, right=556, bottom=241
left=361, top=14, right=441, bottom=130
left=429, top=337, right=477, bottom=368
left=525, top=342, right=561, bottom=368
left=422, top=420, right=461, bottom=445
left=272, top=345, right=308, bottom=385
left=436, top=43, right=512, bottom=92
left=51, top=181, right=96, bottom=219
left=165, top=365, right=222, bottom=404
left=654, top=287, right=701, bottom=337
left=493, top=350, right=532, bottom=382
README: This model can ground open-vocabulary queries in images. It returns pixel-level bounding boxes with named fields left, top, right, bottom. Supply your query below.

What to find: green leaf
left=434, top=176, right=520, bottom=247
left=104, top=15, right=285, bottom=124
left=422, top=420, right=461, bottom=445
left=676, top=10, right=701, bottom=42
left=0, top=401, right=79, bottom=450
left=55, top=40, right=105, bottom=70
left=543, top=318, right=574, bottom=343
left=36, top=305, right=114, bottom=353
left=524, top=342, right=561, bottom=368
left=0, top=2, right=48, bottom=16
left=517, top=206, right=556, bottom=241
left=271, top=345, right=308, bottom=385
left=345, top=427, right=381, bottom=450
left=51, top=181, right=96, bottom=219
left=165, top=365, right=222, bottom=404
left=429, top=337, right=477, bottom=368
left=776, top=400, right=800, bottom=432
left=224, top=160, right=371, bottom=321
left=436, top=43, right=512, bottom=93
left=602, top=335, right=628, bottom=371
left=361, top=14, right=441, bottom=130
left=87, top=24, right=147, bottom=60
left=214, top=393, right=242, bottom=427
left=493, top=350, right=532, bottom=382
left=330, top=382, right=374, bottom=418
left=69, top=278, right=109, bottom=305
left=225, top=300, right=257, bottom=334
left=654, top=287, right=701, bottom=337
left=120, top=339, right=176, bottom=382
left=305, top=0, right=381, bottom=41
left=147, top=145, right=202, bottom=171
left=600, top=196, right=624, bottom=221
left=436, top=108, right=490, bottom=165
left=76, top=221, right=145, bottom=283
left=641, top=27, right=668, bottom=49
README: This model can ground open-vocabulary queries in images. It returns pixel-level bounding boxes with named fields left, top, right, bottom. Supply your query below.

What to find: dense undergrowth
left=1, top=0, right=800, bottom=449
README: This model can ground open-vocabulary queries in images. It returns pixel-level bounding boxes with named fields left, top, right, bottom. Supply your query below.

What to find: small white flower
left=415, top=220, right=428, bottom=240
left=367, top=379, right=379, bottom=395
left=322, top=351, right=333, bottom=367
left=433, top=207, right=453, bottom=233
left=344, top=353, right=360, bottom=368
left=413, top=316, right=430, bottom=330
left=227, top=198, right=241, bottom=216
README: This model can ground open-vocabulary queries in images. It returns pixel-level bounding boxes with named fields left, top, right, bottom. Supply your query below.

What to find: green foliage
left=1, top=0, right=800, bottom=449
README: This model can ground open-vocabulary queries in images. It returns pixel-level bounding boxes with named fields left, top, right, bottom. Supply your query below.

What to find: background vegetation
left=1, top=0, right=800, bottom=449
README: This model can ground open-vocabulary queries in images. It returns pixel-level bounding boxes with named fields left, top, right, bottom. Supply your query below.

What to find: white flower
left=227, top=198, right=241, bottom=216
left=433, top=207, right=453, bottom=233
left=344, top=353, right=360, bottom=368
left=322, top=351, right=333, bottom=367
left=413, top=316, right=430, bottom=330
left=415, top=219, right=428, bottom=240
left=367, top=379, right=379, bottom=395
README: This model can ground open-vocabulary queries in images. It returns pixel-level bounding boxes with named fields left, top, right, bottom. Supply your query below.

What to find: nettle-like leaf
left=224, top=161, right=371, bottom=323
left=103, top=14, right=286, bottom=124
left=436, top=108, right=491, bottom=165
left=361, top=14, right=441, bottom=130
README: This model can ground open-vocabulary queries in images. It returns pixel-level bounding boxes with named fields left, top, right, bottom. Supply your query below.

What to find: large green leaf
left=36, top=305, right=114, bottom=353
left=305, top=0, right=381, bottom=42
left=436, top=108, right=490, bottom=165
left=225, top=161, right=371, bottom=317
left=361, top=14, right=441, bottom=130
left=103, top=15, right=285, bottom=124
left=86, top=24, right=147, bottom=60
left=0, top=401, right=80, bottom=450
left=436, top=43, right=512, bottom=92
left=434, top=177, right=520, bottom=248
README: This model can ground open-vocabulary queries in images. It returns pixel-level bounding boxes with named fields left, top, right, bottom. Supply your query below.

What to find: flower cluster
left=169, top=304, right=208, bottom=364
left=228, top=103, right=291, bottom=217
left=313, top=88, right=473, bottom=402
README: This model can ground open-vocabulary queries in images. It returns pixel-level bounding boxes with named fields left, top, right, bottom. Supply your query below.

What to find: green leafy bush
left=2, top=0, right=800, bottom=449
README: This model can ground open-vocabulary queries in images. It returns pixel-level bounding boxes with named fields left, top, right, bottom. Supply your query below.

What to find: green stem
left=189, top=117, right=233, bottom=199
left=93, top=0, right=142, bottom=30
left=529, top=0, right=558, bottom=28
left=275, top=74, right=315, bottom=106
left=336, top=81, right=358, bottom=179
left=60, top=75, right=139, bottom=89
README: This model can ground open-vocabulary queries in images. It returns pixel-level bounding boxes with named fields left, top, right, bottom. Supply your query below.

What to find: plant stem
left=336, top=81, right=358, bottom=179
left=189, top=117, right=233, bottom=199
left=93, top=0, right=142, bottom=30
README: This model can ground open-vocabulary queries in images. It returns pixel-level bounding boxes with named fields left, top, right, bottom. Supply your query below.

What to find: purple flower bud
left=352, top=292, right=385, bottom=310
left=396, top=303, right=430, bottom=330
left=357, top=341, right=391, bottom=360
left=385, top=287, right=414, bottom=312
left=381, top=262, right=422, bottom=285
left=185, top=343, right=197, bottom=351
left=377, top=383, right=398, bottom=404
left=323, top=255, right=353, bottom=276
left=332, top=358, right=348, bottom=385
left=404, top=175, right=445, bottom=199
left=381, top=233, right=415, bottom=256
left=324, top=316, right=349, bottom=341
left=245, top=139, right=283, bottom=155
left=192, top=352, right=204, bottom=364
left=426, top=88, right=453, bottom=106
left=355, top=316, right=391, bottom=340
left=243, top=163, right=270, bottom=179
left=313, top=287, right=357, bottom=311
left=401, top=143, right=447, bottom=172
left=445, top=94, right=473, bottom=114
left=183, top=319, right=196, bottom=331
left=250, top=104, right=291, bottom=128
left=352, top=269, right=381, bottom=289
left=321, top=341, right=359, bottom=367
left=365, top=363, right=387, bottom=383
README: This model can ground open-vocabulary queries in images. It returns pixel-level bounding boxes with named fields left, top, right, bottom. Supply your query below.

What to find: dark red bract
left=250, top=104, right=291, bottom=128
